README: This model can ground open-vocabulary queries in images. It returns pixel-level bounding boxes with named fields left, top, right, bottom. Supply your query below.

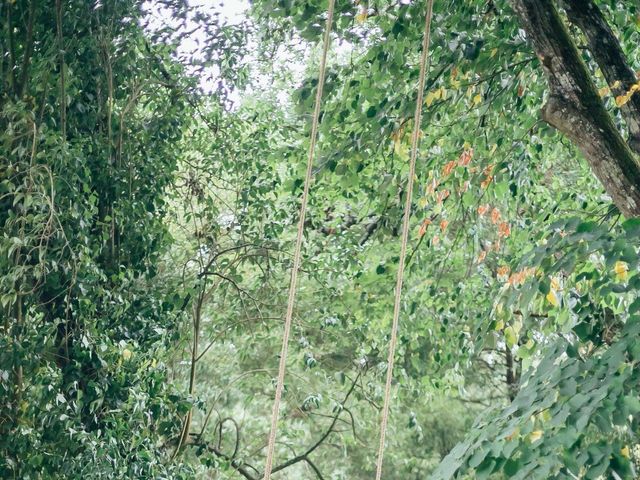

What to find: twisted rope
left=262, top=1, right=336, bottom=479
left=374, top=1, right=435, bottom=478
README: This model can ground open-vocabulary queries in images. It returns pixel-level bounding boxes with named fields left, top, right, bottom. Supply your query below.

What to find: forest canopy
left=2, top=0, right=640, bottom=479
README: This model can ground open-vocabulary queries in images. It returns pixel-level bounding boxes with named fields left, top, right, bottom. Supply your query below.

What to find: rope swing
left=262, top=1, right=336, bottom=478
left=262, top=1, right=434, bottom=478
left=375, top=1, right=435, bottom=479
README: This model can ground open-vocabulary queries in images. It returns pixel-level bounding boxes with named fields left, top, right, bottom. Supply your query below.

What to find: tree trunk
left=561, top=0, right=640, bottom=156
left=511, top=0, right=640, bottom=217
left=505, top=347, right=518, bottom=402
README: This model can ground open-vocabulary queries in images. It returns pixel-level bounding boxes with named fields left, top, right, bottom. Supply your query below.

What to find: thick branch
left=7, top=2, right=17, bottom=92
left=55, top=0, right=66, bottom=138
left=505, top=347, right=517, bottom=402
left=511, top=0, right=640, bottom=217
left=561, top=0, right=640, bottom=155
left=16, top=0, right=35, bottom=98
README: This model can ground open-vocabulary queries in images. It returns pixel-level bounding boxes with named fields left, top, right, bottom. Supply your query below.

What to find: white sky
left=147, top=0, right=355, bottom=107
left=202, top=0, right=249, bottom=24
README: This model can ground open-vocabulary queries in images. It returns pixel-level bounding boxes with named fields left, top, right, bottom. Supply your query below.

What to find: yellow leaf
left=394, top=139, right=408, bottom=160
left=540, top=409, right=551, bottom=422
left=505, top=427, right=519, bottom=441
left=490, top=48, right=498, bottom=58
left=546, top=290, right=559, bottom=307
left=122, top=348, right=133, bottom=361
left=494, top=319, right=504, bottom=331
left=621, top=446, right=630, bottom=459
left=425, top=91, right=436, bottom=107
left=473, top=94, right=482, bottom=106
left=615, top=260, right=629, bottom=281
left=504, top=325, right=517, bottom=348
left=355, top=11, right=367, bottom=23
left=529, top=430, right=543, bottom=443
left=598, top=86, right=609, bottom=97
left=512, top=319, right=522, bottom=336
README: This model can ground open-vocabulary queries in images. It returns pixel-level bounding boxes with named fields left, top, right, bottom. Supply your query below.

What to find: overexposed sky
left=147, top=0, right=356, bottom=106
left=144, top=0, right=251, bottom=100
left=201, top=0, right=249, bottom=24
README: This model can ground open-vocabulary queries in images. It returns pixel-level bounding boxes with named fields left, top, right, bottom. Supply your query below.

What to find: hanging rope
left=374, top=1, right=435, bottom=479
left=262, top=1, right=336, bottom=479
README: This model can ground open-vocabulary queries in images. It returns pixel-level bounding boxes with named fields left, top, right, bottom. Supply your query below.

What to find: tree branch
left=197, top=440, right=258, bottom=480
left=268, top=372, right=361, bottom=476
left=188, top=372, right=362, bottom=480
left=16, top=0, right=35, bottom=98
left=305, top=457, right=325, bottom=480
left=511, top=0, right=640, bottom=216
left=561, top=0, right=640, bottom=155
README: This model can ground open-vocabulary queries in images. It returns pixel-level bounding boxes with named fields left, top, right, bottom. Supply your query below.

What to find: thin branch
left=268, top=372, right=361, bottom=476
left=305, top=457, right=325, bottom=480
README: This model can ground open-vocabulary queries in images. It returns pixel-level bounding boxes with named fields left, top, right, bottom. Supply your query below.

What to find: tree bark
left=561, top=0, right=640, bottom=155
left=505, top=347, right=518, bottom=402
left=511, top=0, right=640, bottom=217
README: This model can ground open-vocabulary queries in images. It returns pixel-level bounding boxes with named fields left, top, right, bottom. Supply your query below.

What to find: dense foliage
left=2, top=0, right=640, bottom=479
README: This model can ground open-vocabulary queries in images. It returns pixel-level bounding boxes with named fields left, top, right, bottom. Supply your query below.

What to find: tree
left=512, top=0, right=640, bottom=217
left=3, top=1, right=640, bottom=479
left=0, top=0, right=245, bottom=476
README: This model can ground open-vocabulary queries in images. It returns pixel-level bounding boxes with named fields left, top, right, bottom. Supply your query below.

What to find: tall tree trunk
left=561, top=0, right=640, bottom=156
left=505, top=347, right=518, bottom=402
left=511, top=0, right=640, bottom=217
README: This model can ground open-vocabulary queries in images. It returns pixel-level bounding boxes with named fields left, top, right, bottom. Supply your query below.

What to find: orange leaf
left=437, top=189, right=450, bottom=203
left=458, top=148, right=474, bottom=166
left=418, top=219, right=431, bottom=238
left=491, top=207, right=501, bottom=224
left=498, top=222, right=511, bottom=238
left=480, top=175, right=493, bottom=189
left=443, top=160, right=457, bottom=176
left=426, top=178, right=439, bottom=195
